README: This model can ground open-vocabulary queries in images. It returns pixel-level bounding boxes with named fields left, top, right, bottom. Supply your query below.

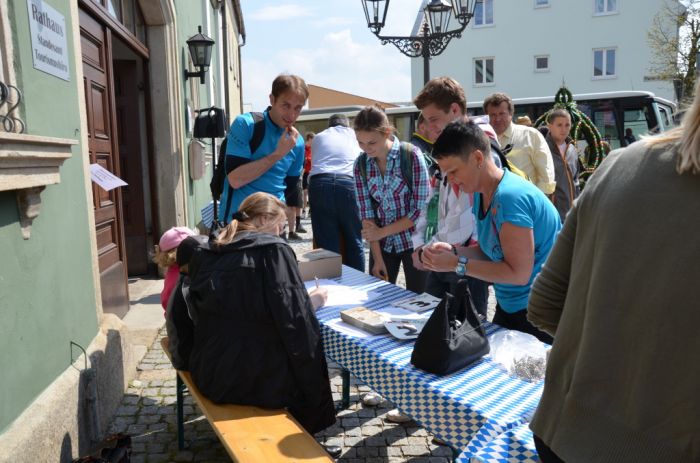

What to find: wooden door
left=80, top=9, right=129, bottom=318
left=114, top=59, right=148, bottom=275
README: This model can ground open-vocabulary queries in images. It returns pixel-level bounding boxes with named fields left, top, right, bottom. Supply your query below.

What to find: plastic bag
left=488, top=330, right=549, bottom=382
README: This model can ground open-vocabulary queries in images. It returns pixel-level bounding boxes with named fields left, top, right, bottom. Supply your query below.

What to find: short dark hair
left=328, top=113, right=350, bottom=128
left=546, top=108, right=570, bottom=124
left=432, top=117, right=490, bottom=161
left=271, top=74, right=309, bottom=100
left=483, top=92, right=514, bottom=114
left=413, top=76, right=467, bottom=114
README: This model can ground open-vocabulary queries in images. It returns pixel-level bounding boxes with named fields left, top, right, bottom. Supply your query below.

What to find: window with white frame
left=594, top=0, right=617, bottom=14
left=474, top=57, right=494, bottom=85
left=593, top=48, right=616, bottom=78
left=474, top=0, right=494, bottom=26
left=535, top=0, right=550, bottom=7
left=535, top=55, right=549, bottom=72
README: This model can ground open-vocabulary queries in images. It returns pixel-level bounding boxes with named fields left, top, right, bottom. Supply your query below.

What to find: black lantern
left=362, top=0, right=389, bottom=34
left=426, top=0, right=452, bottom=35
left=452, top=0, right=477, bottom=26
left=361, top=0, right=479, bottom=84
left=184, top=26, right=215, bottom=84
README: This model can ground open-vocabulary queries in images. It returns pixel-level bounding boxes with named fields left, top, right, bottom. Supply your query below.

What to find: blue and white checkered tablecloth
left=457, top=423, right=540, bottom=463
left=315, top=266, right=544, bottom=457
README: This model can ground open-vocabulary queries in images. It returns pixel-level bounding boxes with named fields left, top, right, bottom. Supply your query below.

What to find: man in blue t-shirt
left=219, top=74, right=307, bottom=225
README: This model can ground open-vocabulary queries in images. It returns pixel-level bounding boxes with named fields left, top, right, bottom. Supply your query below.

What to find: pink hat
left=159, top=226, right=195, bottom=251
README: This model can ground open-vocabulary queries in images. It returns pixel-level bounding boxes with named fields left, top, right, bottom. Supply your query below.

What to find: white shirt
left=309, top=126, right=361, bottom=177
left=412, top=179, right=477, bottom=249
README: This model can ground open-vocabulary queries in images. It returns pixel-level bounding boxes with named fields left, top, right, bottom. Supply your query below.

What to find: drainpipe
left=221, top=0, right=230, bottom=122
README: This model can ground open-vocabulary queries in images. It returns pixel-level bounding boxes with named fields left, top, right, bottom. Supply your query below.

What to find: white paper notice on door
left=90, top=164, right=128, bottom=191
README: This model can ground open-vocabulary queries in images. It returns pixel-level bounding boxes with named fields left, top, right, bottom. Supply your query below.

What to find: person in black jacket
left=186, top=192, right=335, bottom=436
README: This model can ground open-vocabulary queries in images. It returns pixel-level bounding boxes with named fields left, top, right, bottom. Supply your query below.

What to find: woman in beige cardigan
left=527, top=86, right=700, bottom=462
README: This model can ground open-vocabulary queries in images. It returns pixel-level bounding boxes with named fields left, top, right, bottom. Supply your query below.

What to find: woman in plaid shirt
left=352, top=106, right=430, bottom=293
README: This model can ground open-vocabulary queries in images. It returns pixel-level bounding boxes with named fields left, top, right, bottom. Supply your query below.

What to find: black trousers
left=534, top=435, right=566, bottom=463
left=492, top=304, right=553, bottom=344
left=369, top=249, right=427, bottom=294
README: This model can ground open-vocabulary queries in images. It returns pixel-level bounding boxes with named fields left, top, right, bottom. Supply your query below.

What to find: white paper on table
left=304, top=279, right=375, bottom=307
left=375, top=306, right=432, bottom=321
left=324, top=317, right=378, bottom=338
left=89, top=164, right=128, bottom=191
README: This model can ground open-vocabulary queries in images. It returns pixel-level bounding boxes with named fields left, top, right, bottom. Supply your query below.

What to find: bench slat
left=161, top=337, right=334, bottom=462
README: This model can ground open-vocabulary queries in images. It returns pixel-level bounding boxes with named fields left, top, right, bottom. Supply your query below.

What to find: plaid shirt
left=353, top=137, right=429, bottom=253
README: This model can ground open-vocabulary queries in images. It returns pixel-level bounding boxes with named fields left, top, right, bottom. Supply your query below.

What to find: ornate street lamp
left=361, top=0, right=478, bottom=84
left=184, top=26, right=216, bottom=85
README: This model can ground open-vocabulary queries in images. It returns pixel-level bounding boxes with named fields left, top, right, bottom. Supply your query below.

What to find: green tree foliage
left=647, top=0, right=700, bottom=105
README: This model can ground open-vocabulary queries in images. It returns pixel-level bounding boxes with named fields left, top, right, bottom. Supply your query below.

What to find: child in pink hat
left=153, top=226, right=195, bottom=312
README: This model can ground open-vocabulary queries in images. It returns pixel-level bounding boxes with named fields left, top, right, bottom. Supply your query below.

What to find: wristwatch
left=454, top=255, right=468, bottom=276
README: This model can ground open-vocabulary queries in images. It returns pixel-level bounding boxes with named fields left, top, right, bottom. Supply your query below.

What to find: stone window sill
left=0, top=132, right=76, bottom=239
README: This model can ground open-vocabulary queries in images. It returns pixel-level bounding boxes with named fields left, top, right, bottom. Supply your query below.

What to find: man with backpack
left=215, top=74, right=307, bottom=226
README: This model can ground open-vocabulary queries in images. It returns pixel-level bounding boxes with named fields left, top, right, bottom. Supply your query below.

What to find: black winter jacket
left=186, top=231, right=336, bottom=434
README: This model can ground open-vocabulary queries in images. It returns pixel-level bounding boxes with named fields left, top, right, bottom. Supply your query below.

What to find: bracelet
left=451, top=244, right=458, bottom=255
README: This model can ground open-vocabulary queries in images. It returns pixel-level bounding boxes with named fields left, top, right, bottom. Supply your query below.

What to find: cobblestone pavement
left=108, top=215, right=489, bottom=462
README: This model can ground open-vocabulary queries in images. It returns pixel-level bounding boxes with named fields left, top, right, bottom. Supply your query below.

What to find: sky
left=239, top=0, right=424, bottom=111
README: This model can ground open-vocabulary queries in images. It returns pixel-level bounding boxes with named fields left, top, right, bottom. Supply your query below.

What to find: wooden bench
left=160, top=337, right=334, bottom=462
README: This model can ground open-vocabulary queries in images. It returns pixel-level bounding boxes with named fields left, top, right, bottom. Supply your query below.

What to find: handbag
left=410, top=279, right=489, bottom=375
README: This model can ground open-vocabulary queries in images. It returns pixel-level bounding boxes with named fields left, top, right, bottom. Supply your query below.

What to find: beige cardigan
left=527, top=142, right=700, bottom=462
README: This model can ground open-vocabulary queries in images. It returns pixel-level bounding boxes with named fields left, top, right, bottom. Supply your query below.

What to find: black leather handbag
left=410, top=279, right=489, bottom=375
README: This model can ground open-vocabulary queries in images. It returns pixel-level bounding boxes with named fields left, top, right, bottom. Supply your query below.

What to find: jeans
left=308, top=174, right=365, bottom=272
left=424, top=271, right=489, bottom=317
left=369, top=249, right=427, bottom=294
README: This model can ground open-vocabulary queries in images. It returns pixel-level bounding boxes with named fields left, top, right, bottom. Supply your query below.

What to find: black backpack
left=209, top=111, right=266, bottom=226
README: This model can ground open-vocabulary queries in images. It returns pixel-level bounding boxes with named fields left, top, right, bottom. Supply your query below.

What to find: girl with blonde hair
left=185, top=192, right=336, bottom=437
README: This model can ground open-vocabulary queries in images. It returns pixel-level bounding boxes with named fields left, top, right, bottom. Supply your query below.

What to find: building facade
left=0, top=0, right=243, bottom=459
left=411, top=0, right=678, bottom=105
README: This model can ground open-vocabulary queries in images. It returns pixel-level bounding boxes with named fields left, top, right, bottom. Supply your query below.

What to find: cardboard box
left=297, top=248, right=342, bottom=281
left=340, top=307, right=387, bottom=335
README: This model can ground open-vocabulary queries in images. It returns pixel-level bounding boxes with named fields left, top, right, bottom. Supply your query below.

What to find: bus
left=296, top=91, right=676, bottom=152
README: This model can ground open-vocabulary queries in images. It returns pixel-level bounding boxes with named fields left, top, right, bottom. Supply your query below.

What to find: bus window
left=658, top=105, right=671, bottom=131
left=393, top=115, right=414, bottom=142
left=579, top=101, right=621, bottom=149
left=623, top=109, right=649, bottom=142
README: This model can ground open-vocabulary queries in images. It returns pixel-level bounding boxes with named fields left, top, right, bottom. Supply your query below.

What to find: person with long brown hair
left=526, top=83, right=700, bottom=462
left=353, top=105, right=430, bottom=292
left=185, top=192, right=337, bottom=440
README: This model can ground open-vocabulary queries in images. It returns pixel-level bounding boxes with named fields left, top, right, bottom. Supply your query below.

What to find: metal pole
left=423, top=46, right=430, bottom=85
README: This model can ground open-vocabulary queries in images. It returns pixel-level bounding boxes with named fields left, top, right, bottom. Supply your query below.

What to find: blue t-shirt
left=473, top=169, right=562, bottom=312
left=218, top=109, right=304, bottom=222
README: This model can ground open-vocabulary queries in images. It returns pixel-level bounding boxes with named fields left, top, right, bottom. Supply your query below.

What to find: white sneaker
left=385, top=408, right=412, bottom=423
left=361, top=392, right=383, bottom=406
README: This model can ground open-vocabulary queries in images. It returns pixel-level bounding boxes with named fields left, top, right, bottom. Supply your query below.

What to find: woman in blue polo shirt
left=422, top=118, right=561, bottom=343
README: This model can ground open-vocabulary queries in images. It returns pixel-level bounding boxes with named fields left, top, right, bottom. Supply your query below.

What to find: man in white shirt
left=411, top=77, right=490, bottom=317
left=484, top=92, right=556, bottom=195
left=308, top=114, right=364, bottom=271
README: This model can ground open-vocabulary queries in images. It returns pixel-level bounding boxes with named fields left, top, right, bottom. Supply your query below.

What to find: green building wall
left=0, top=1, right=98, bottom=432
left=175, top=1, right=224, bottom=229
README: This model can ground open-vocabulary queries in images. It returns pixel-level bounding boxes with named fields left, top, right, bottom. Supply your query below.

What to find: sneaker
left=288, top=231, right=302, bottom=241
left=361, top=392, right=383, bottom=406
left=384, top=408, right=412, bottom=423
left=296, top=224, right=308, bottom=233
left=322, top=444, right=342, bottom=459
left=279, top=232, right=288, bottom=242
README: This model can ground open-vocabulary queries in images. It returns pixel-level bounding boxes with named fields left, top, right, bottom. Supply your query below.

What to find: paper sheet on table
left=304, top=279, right=378, bottom=307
